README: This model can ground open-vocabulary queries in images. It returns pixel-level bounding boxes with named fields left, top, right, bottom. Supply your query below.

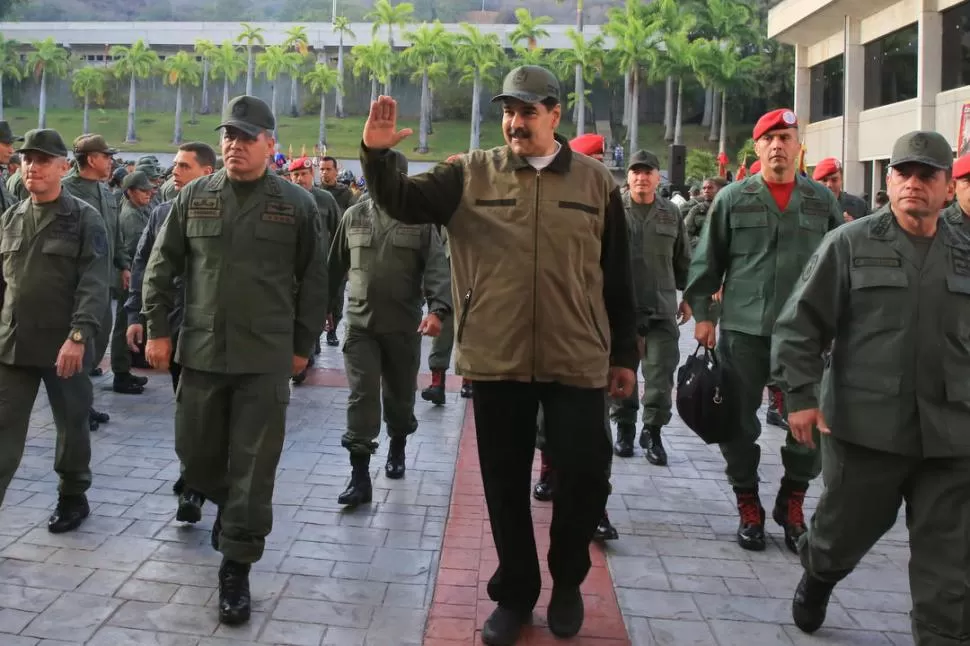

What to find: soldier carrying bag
left=676, top=344, right=737, bottom=444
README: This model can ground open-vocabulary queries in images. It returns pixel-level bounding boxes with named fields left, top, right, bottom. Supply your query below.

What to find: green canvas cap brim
left=0, top=134, right=24, bottom=144
left=216, top=119, right=265, bottom=138
left=888, top=155, right=951, bottom=170
left=18, top=144, right=65, bottom=157
left=491, top=91, right=549, bottom=104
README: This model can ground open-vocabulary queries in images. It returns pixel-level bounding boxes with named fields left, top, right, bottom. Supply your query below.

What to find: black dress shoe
left=460, top=380, right=473, bottom=398
left=291, top=369, right=308, bottom=385
left=89, top=367, right=103, bottom=377
left=90, top=408, right=110, bottom=424
left=113, top=374, right=145, bottom=395
left=640, top=426, right=668, bottom=466
left=211, top=507, right=222, bottom=550
left=326, top=330, right=339, bottom=346
left=385, top=438, right=406, bottom=480
left=128, top=373, right=148, bottom=387
left=218, top=559, right=251, bottom=625
left=481, top=606, right=530, bottom=646
left=547, top=585, right=584, bottom=638
left=792, top=571, right=835, bottom=633
left=88, top=417, right=100, bottom=432
left=613, top=423, right=635, bottom=458
left=176, top=490, right=205, bottom=523
left=48, top=494, right=89, bottom=533
left=532, top=476, right=553, bottom=502
left=593, top=513, right=619, bottom=541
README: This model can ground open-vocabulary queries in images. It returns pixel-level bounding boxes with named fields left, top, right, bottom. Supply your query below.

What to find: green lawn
left=3, top=107, right=752, bottom=163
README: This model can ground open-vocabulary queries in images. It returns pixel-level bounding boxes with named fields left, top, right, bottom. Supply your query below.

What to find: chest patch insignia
left=853, top=257, right=901, bottom=268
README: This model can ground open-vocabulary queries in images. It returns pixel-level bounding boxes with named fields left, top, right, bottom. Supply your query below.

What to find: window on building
left=864, top=24, right=918, bottom=109
left=943, top=0, right=970, bottom=91
left=810, top=55, right=844, bottom=122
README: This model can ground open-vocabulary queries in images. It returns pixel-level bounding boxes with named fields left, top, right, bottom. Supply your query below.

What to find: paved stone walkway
left=0, top=319, right=915, bottom=645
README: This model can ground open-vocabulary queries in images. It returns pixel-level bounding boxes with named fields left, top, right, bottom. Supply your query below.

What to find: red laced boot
left=773, top=479, right=808, bottom=554
left=421, top=370, right=446, bottom=406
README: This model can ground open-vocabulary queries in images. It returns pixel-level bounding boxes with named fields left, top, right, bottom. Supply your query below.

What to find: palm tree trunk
left=246, top=47, right=254, bottom=95
left=318, top=93, right=327, bottom=147
left=370, top=78, right=378, bottom=103
left=223, top=76, right=230, bottom=111
left=663, top=76, right=674, bottom=141
left=427, top=88, right=434, bottom=134
left=418, top=70, right=430, bottom=153
left=290, top=75, right=299, bottom=116
left=336, top=39, right=345, bottom=118
left=718, top=89, right=728, bottom=154
left=38, top=68, right=47, bottom=129
left=173, top=82, right=184, bottom=144
left=126, top=72, right=137, bottom=142
left=701, top=86, right=713, bottom=127
left=82, top=92, right=90, bottom=134
left=628, top=68, right=639, bottom=153
left=709, top=89, right=720, bottom=142
left=621, top=68, right=630, bottom=127
left=469, top=72, right=481, bottom=151
left=383, top=78, right=391, bottom=96
left=270, top=83, right=278, bottom=140
left=201, top=59, right=210, bottom=114
left=674, top=77, right=683, bottom=145
left=575, top=65, right=585, bottom=136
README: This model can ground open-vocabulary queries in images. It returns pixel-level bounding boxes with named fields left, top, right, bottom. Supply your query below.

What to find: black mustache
left=508, top=129, right=531, bottom=139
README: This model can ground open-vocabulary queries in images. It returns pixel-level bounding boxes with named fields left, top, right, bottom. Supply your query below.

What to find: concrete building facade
left=768, top=0, right=970, bottom=199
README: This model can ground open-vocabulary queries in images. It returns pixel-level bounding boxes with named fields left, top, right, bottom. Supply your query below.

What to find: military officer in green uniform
left=143, top=96, right=327, bottom=626
left=0, top=122, right=23, bottom=212
left=421, top=225, right=453, bottom=406
left=812, top=157, right=869, bottom=222
left=6, top=165, right=27, bottom=202
left=116, top=171, right=155, bottom=371
left=329, top=149, right=451, bottom=506
left=685, top=109, right=842, bottom=554
left=772, top=131, right=970, bottom=646
left=0, top=129, right=110, bottom=532
left=611, top=150, right=692, bottom=465
left=944, top=154, right=970, bottom=225
left=684, top=176, right=726, bottom=249
left=320, top=155, right=357, bottom=347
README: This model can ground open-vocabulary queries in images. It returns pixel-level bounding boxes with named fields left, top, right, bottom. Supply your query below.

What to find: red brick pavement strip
left=425, top=400, right=631, bottom=646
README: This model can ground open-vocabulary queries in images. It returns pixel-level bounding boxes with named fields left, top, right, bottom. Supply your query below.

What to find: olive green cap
left=0, top=121, right=23, bottom=145
left=628, top=149, right=660, bottom=171
left=889, top=131, right=953, bottom=171
left=122, top=170, right=152, bottom=191
left=135, top=162, right=161, bottom=179
left=491, top=65, right=560, bottom=105
left=18, top=129, right=68, bottom=158
left=217, top=95, right=276, bottom=137
left=73, top=134, right=118, bottom=155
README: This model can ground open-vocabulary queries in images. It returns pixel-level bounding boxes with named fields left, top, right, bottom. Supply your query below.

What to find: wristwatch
left=68, top=328, right=85, bottom=344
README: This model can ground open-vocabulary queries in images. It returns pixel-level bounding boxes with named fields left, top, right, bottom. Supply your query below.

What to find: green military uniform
left=684, top=199, right=712, bottom=249
left=685, top=172, right=842, bottom=489
left=322, top=182, right=356, bottom=336
left=323, top=181, right=356, bottom=214
left=611, top=162, right=691, bottom=444
left=328, top=156, right=451, bottom=457
left=158, top=175, right=178, bottom=203
left=771, top=131, right=968, bottom=644
left=0, top=129, right=110, bottom=507
left=143, top=97, right=327, bottom=565
left=426, top=227, right=453, bottom=373
left=114, top=171, right=153, bottom=376
left=838, top=191, right=868, bottom=220
left=309, top=186, right=340, bottom=245
left=0, top=122, right=23, bottom=213
left=6, top=169, right=27, bottom=202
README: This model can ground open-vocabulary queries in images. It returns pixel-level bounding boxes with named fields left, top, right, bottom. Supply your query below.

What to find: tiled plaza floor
left=0, top=318, right=914, bottom=645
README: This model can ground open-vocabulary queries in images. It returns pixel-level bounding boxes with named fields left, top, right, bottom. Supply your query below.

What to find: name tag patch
left=262, top=212, right=295, bottom=224
left=852, top=257, right=901, bottom=268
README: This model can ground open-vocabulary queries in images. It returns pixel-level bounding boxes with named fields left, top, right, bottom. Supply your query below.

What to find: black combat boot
left=734, top=488, right=766, bottom=551
left=338, top=454, right=373, bottom=507
left=766, top=386, right=790, bottom=431
left=547, top=585, right=584, bottom=638
left=532, top=452, right=554, bottom=501
left=613, top=423, right=635, bottom=458
left=89, top=407, right=109, bottom=432
left=48, top=494, right=89, bottom=533
left=460, top=378, right=473, bottom=398
left=593, top=511, right=619, bottom=541
left=421, top=369, right=446, bottom=406
left=640, top=425, right=668, bottom=466
left=481, top=606, right=530, bottom=646
left=326, top=329, right=339, bottom=346
left=773, top=478, right=808, bottom=554
left=176, top=490, right=205, bottom=524
left=792, top=571, right=836, bottom=633
left=218, top=559, right=251, bottom=625
left=172, top=476, right=185, bottom=496
left=385, top=437, right=406, bottom=479
left=112, top=373, right=145, bottom=395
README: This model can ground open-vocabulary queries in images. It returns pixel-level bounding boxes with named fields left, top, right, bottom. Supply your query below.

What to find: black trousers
left=472, top=380, right=611, bottom=613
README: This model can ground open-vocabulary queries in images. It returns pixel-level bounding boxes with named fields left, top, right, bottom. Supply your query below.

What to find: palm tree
left=163, top=51, right=202, bottom=144
left=661, top=28, right=708, bottom=146
left=303, top=63, right=341, bottom=148
left=238, top=22, right=265, bottom=95
left=210, top=40, right=246, bottom=112
left=351, top=40, right=394, bottom=104
left=366, top=0, right=414, bottom=94
left=283, top=25, right=310, bottom=117
left=604, top=2, right=654, bottom=152
left=455, top=23, right=504, bottom=151
left=194, top=39, right=216, bottom=114
left=694, top=43, right=760, bottom=153
left=110, top=39, right=159, bottom=142
left=332, top=16, right=354, bottom=117
left=26, top=38, right=69, bottom=129
left=555, top=30, right=604, bottom=135
left=509, top=8, right=552, bottom=50
left=71, top=66, right=106, bottom=134
left=511, top=46, right=547, bottom=68
left=256, top=45, right=301, bottom=139
left=403, top=21, right=453, bottom=153
left=0, top=37, right=22, bottom=120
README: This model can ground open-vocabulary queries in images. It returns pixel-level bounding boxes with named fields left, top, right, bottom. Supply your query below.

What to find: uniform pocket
left=0, top=235, right=22, bottom=254
left=729, top=212, right=768, bottom=255
left=255, top=222, right=297, bottom=244
left=41, top=238, right=79, bottom=257
left=392, top=227, right=422, bottom=249
left=186, top=219, right=223, bottom=238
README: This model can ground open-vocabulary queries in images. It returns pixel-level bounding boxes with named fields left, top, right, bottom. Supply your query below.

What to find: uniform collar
left=501, top=133, right=573, bottom=174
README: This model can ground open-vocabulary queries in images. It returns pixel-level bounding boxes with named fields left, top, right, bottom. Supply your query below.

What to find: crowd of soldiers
left=0, top=60, right=967, bottom=646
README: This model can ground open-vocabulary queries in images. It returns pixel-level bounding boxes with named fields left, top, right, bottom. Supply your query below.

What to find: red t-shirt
left=764, top=179, right=796, bottom=212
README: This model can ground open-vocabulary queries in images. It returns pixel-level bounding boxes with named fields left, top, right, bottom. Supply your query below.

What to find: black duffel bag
left=676, top=344, right=737, bottom=444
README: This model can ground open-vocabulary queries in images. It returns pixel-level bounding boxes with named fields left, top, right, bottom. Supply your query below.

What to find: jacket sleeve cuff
left=293, top=327, right=316, bottom=359
left=611, top=343, right=640, bottom=372
left=146, top=316, right=171, bottom=340
left=74, top=323, right=96, bottom=344
left=786, top=388, right=818, bottom=413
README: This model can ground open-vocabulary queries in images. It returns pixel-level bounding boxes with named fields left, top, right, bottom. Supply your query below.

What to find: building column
left=842, top=17, right=865, bottom=195
left=794, top=45, right=811, bottom=122
left=870, top=161, right=882, bottom=208
left=916, top=1, right=943, bottom=131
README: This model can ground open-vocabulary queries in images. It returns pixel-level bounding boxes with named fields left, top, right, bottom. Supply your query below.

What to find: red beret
left=752, top=108, right=798, bottom=140
left=954, top=154, right=970, bottom=180
left=288, top=157, right=312, bottom=172
left=569, top=133, right=605, bottom=157
left=750, top=160, right=762, bottom=174
left=812, top=157, right=842, bottom=181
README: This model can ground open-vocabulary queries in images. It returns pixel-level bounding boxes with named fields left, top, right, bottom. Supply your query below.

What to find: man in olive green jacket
left=359, top=66, right=638, bottom=645
left=685, top=108, right=842, bottom=555
left=115, top=171, right=154, bottom=382
left=772, top=131, right=969, bottom=646
left=0, top=122, right=23, bottom=213
left=0, top=129, right=110, bottom=533
left=143, top=96, right=328, bottom=627
left=328, top=149, right=452, bottom=506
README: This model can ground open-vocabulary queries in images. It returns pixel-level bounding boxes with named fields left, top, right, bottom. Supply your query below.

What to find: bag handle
left=691, top=343, right=719, bottom=367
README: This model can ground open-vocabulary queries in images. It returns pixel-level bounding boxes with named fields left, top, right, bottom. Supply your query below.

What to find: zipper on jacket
left=456, top=287, right=472, bottom=343
left=532, top=169, right=541, bottom=376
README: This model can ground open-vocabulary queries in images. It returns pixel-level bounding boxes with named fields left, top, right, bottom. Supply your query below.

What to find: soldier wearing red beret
left=944, top=154, right=970, bottom=228
left=684, top=108, right=843, bottom=554
left=811, top=157, right=869, bottom=223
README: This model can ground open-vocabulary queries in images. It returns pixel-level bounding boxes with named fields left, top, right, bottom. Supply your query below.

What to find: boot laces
left=220, top=561, right=250, bottom=596
left=786, top=489, right=806, bottom=528
left=430, top=371, right=444, bottom=387
left=737, top=493, right=763, bottom=526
